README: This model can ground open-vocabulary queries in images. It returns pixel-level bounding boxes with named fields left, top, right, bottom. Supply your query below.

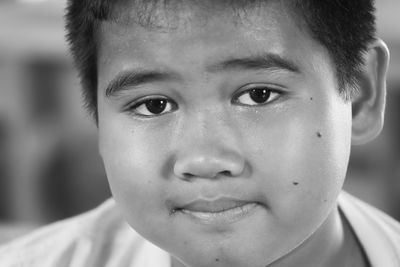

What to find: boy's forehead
left=110, top=0, right=294, bottom=31
left=98, top=0, right=307, bottom=71
left=96, top=0, right=321, bottom=81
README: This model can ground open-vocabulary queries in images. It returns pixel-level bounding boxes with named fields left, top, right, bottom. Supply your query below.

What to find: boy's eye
left=128, top=97, right=177, bottom=117
left=233, top=87, right=281, bottom=106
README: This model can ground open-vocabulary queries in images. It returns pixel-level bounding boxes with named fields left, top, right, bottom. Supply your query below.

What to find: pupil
left=146, top=99, right=167, bottom=114
left=249, top=89, right=270, bottom=103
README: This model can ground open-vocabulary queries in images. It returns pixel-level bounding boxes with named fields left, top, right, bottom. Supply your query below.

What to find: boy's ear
left=351, top=39, right=390, bottom=145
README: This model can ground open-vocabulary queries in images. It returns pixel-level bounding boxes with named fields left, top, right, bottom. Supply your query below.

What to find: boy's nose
left=172, top=107, right=246, bottom=180
left=173, top=149, right=245, bottom=180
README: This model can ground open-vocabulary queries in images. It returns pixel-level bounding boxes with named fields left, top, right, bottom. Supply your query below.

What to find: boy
left=1, top=0, right=399, bottom=266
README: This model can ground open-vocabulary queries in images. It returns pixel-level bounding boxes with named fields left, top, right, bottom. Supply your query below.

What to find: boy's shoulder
left=339, top=191, right=400, bottom=267
left=0, top=199, right=170, bottom=267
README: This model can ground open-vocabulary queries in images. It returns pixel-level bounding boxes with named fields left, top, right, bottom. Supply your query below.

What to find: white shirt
left=0, top=191, right=399, bottom=267
left=0, top=200, right=170, bottom=267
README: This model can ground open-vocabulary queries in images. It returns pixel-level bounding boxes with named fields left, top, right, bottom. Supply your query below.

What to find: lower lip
left=178, top=203, right=261, bottom=225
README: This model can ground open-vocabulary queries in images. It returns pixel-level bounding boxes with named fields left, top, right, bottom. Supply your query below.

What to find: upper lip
left=178, top=197, right=255, bottom=213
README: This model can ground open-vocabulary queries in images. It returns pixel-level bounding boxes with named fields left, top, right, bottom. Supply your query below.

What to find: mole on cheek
left=316, top=131, right=322, bottom=138
left=292, top=182, right=299, bottom=186
left=215, top=258, right=220, bottom=262
left=310, top=97, right=313, bottom=100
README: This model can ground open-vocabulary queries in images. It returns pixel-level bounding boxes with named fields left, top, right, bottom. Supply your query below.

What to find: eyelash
left=126, top=96, right=178, bottom=117
left=126, top=87, right=283, bottom=117
left=231, top=86, right=282, bottom=106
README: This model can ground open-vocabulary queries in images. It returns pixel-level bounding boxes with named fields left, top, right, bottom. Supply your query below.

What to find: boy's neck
left=170, top=204, right=369, bottom=267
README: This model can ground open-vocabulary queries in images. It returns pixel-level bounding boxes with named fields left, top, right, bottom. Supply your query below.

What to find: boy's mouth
left=172, top=198, right=262, bottom=225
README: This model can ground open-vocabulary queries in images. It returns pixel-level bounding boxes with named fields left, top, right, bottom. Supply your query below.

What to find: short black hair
left=65, top=0, right=376, bottom=119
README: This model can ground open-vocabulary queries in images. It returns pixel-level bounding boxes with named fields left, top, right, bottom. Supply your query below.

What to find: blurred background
left=0, top=0, right=399, bottom=241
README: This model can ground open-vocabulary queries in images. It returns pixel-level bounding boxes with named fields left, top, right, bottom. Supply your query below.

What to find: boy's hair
left=65, top=0, right=376, bottom=119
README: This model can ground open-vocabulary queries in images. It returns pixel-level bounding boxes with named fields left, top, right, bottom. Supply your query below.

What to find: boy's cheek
left=244, top=106, right=350, bottom=212
left=103, top=154, right=171, bottom=237
left=98, top=116, right=170, bottom=215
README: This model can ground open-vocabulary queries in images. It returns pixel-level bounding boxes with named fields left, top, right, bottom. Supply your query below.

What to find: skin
left=95, top=1, right=378, bottom=267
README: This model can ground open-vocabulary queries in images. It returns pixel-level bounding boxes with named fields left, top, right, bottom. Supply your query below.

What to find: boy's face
left=97, top=2, right=352, bottom=266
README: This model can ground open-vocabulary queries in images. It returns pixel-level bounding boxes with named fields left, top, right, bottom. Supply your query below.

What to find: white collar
left=339, top=191, right=400, bottom=267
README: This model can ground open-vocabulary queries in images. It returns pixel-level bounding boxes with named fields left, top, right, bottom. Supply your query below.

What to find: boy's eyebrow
left=105, top=70, right=181, bottom=97
left=206, top=53, right=301, bottom=73
left=105, top=53, right=300, bottom=97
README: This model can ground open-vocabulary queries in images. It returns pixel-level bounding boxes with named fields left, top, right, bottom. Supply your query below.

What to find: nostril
left=174, top=153, right=245, bottom=180
left=181, top=170, right=232, bottom=180
left=182, top=173, right=195, bottom=180
left=220, top=170, right=232, bottom=177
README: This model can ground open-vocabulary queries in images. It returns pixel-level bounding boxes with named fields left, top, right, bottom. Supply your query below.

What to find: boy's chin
left=165, top=219, right=304, bottom=267
left=165, top=207, right=339, bottom=267
left=168, top=228, right=307, bottom=267
left=169, top=243, right=292, bottom=267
